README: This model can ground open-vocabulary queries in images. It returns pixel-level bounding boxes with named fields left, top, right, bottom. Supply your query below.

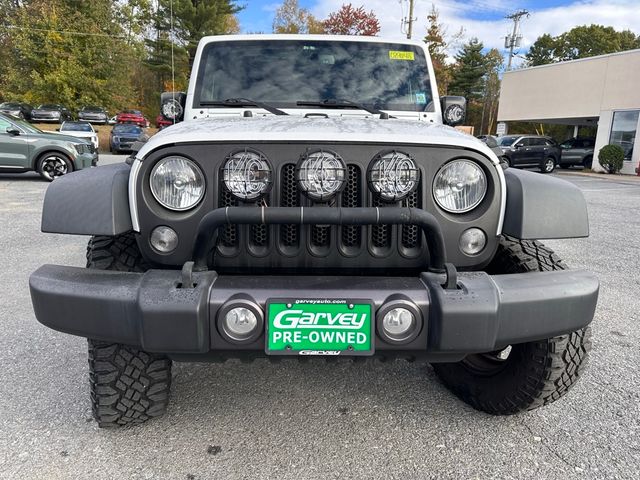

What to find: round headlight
left=297, top=150, right=346, bottom=202
left=368, top=151, right=419, bottom=202
left=433, top=160, right=487, bottom=213
left=223, top=149, right=272, bottom=201
left=150, top=156, right=205, bottom=211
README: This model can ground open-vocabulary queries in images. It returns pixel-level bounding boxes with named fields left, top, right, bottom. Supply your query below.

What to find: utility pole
left=401, top=0, right=416, bottom=39
left=504, top=9, right=529, bottom=70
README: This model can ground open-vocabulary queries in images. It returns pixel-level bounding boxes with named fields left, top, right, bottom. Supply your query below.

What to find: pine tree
left=448, top=38, right=486, bottom=100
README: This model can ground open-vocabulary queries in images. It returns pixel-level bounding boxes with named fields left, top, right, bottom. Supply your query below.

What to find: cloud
left=311, top=0, right=640, bottom=59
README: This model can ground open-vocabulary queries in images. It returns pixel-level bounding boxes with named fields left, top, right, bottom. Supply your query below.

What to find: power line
left=504, top=9, right=529, bottom=70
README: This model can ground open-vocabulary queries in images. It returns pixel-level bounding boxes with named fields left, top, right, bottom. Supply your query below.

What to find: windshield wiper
left=296, top=99, right=392, bottom=118
left=200, top=98, right=288, bottom=116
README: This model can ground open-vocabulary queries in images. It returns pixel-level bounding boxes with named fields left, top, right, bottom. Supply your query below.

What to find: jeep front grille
left=216, top=163, right=424, bottom=263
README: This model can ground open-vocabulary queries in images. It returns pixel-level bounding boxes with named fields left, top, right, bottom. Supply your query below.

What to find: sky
left=237, top=0, right=640, bottom=63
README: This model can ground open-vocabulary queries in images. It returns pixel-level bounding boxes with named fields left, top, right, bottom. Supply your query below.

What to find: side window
left=545, top=139, right=555, bottom=146
left=584, top=139, right=595, bottom=148
left=0, top=119, right=12, bottom=133
left=517, top=137, right=530, bottom=147
left=530, top=138, right=546, bottom=146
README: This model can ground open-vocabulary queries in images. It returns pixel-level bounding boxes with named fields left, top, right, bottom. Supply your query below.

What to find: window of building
left=610, top=110, right=639, bottom=161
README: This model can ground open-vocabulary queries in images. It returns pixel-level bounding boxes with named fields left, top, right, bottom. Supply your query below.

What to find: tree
left=448, top=38, right=485, bottom=100
left=323, top=4, right=380, bottom=36
left=272, top=0, right=321, bottom=34
left=423, top=4, right=448, bottom=95
left=526, top=25, right=640, bottom=66
left=159, top=0, right=242, bottom=64
left=479, top=48, right=502, bottom=135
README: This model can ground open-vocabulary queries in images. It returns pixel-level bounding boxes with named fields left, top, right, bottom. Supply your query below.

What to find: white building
left=497, top=49, right=640, bottom=175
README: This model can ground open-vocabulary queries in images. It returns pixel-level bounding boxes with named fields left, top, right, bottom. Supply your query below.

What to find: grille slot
left=280, top=164, right=299, bottom=247
left=402, top=189, right=421, bottom=249
left=371, top=197, right=391, bottom=249
left=341, top=165, right=362, bottom=248
left=219, top=185, right=238, bottom=247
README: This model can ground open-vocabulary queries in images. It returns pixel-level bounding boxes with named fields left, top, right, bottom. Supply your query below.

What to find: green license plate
left=266, top=299, right=374, bottom=356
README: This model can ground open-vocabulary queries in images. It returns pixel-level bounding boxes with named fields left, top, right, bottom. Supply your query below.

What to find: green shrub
left=598, top=144, right=625, bottom=174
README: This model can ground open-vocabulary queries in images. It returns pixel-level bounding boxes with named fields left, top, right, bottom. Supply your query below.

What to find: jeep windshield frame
left=193, top=39, right=435, bottom=113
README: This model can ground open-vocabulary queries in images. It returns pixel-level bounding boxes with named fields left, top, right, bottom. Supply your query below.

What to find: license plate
left=266, top=299, right=374, bottom=356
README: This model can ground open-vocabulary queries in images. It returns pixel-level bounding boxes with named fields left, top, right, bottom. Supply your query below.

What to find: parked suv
left=497, top=135, right=561, bottom=173
left=558, top=137, right=595, bottom=168
left=0, top=113, right=97, bottom=181
left=30, top=35, right=597, bottom=427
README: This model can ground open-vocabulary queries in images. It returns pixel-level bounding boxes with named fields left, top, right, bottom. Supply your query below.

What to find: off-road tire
left=432, top=236, right=592, bottom=415
left=88, top=340, right=172, bottom=427
left=582, top=155, right=593, bottom=169
left=86, top=233, right=171, bottom=427
left=86, top=234, right=151, bottom=272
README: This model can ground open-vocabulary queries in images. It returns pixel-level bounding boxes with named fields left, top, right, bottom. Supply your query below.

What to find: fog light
left=459, top=228, right=486, bottom=256
left=382, top=307, right=414, bottom=336
left=150, top=226, right=178, bottom=253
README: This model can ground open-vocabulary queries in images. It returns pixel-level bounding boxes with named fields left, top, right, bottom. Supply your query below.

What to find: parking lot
left=0, top=157, right=639, bottom=479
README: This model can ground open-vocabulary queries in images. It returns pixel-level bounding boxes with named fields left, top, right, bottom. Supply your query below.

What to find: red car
left=155, top=115, right=173, bottom=130
left=116, top=110, right=148, bottom=128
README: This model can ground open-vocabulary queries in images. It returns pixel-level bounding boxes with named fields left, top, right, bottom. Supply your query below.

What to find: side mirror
left=6, top=128, right=20, bottom=136
left=440, top=96, right=466, bottom=127
left=160, top=91, right=186, bottom=125
left=514, top=142, right=524, bottom=149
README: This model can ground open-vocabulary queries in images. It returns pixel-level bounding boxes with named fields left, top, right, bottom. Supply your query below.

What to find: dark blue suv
left=109, top=124, right=147, bottom=153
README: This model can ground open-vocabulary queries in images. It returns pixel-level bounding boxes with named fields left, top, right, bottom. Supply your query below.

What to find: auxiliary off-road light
left=150, top=156, right=205, bottom=211
left=150, top=226, right=178, bottom=253
left=459, top=228, right=486, bottom=256
left=377, top=301, right=422, bottom=344
left=223, top=149, right=272, bottom=201
left=433, top=159, right=487, bottom=213
left=218, top=301, right=264, bottom=343
left=297, top=150, right=346, bottom=201
left=368, top=151, right=419, bottom=202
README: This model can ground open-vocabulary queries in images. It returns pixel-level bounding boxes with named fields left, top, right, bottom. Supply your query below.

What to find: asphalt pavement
left=0, top=158, right=638, bottom=479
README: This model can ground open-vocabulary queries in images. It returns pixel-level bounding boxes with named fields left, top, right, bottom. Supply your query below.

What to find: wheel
left=502, top=156, right=511, bottom=168
left=86, top=234, right=171, bottom=427
left=540, top=156, right=556, bottom=173
left=432, top=236, right=592, bottom=415
left=582, top=156, right=593, bottom=169
left=37, top=152, right=72, bottom=181
left=18, top=112, right=25, bottom=120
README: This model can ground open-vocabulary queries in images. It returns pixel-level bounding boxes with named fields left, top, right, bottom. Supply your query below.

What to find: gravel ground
left=0, top=158, right=638, bottom=479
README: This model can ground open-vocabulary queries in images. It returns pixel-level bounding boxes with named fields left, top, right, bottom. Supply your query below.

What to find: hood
left=136, top=116, right=499, bottom=164
left=56, top=131, right=95, bottom=139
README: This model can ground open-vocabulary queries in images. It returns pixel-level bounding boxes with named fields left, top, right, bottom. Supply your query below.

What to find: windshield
left=497, top=136, right=519, bottom=147
left=38, top=104, right=60, bottom=110
left=194, top=40, right=434, bottom=112
left=61, top=122, right=93, bottom=132
left=1, top=102, right=21, bottom=109
left=113, top=125, right=142, bottom=134
left=83, top=106, right=103, bottom=112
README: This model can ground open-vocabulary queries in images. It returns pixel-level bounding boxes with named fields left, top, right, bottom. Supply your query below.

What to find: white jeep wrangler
left=30, top=35, right=598, bottom=427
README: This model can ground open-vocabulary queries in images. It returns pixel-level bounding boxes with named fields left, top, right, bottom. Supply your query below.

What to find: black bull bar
left=189, top=206, right=456, bottom=287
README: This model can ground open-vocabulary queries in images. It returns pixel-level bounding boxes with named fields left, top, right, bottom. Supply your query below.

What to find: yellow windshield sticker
left=389, top=50, right=415, bottom=61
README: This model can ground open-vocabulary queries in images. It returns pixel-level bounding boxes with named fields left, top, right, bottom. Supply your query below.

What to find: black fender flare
left=41, top=163, right=133, bottom=236
left=502, top=168, right=588, bottom=239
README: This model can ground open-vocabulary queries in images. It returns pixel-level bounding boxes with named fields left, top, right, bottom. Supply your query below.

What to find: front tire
left=37, top=152, right=72, bottom=181
left=86, top=233, right=171, bottom=427
left=432, top=236, right=592, bottom=415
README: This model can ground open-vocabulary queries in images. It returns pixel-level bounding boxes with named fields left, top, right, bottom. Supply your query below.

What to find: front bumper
left=74, top=152, right=98, bottom=169
left=30, top=265, right=598, bottom=360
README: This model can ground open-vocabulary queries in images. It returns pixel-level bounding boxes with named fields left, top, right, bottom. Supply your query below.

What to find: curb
left=554, top=170, right=640, bottom=184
